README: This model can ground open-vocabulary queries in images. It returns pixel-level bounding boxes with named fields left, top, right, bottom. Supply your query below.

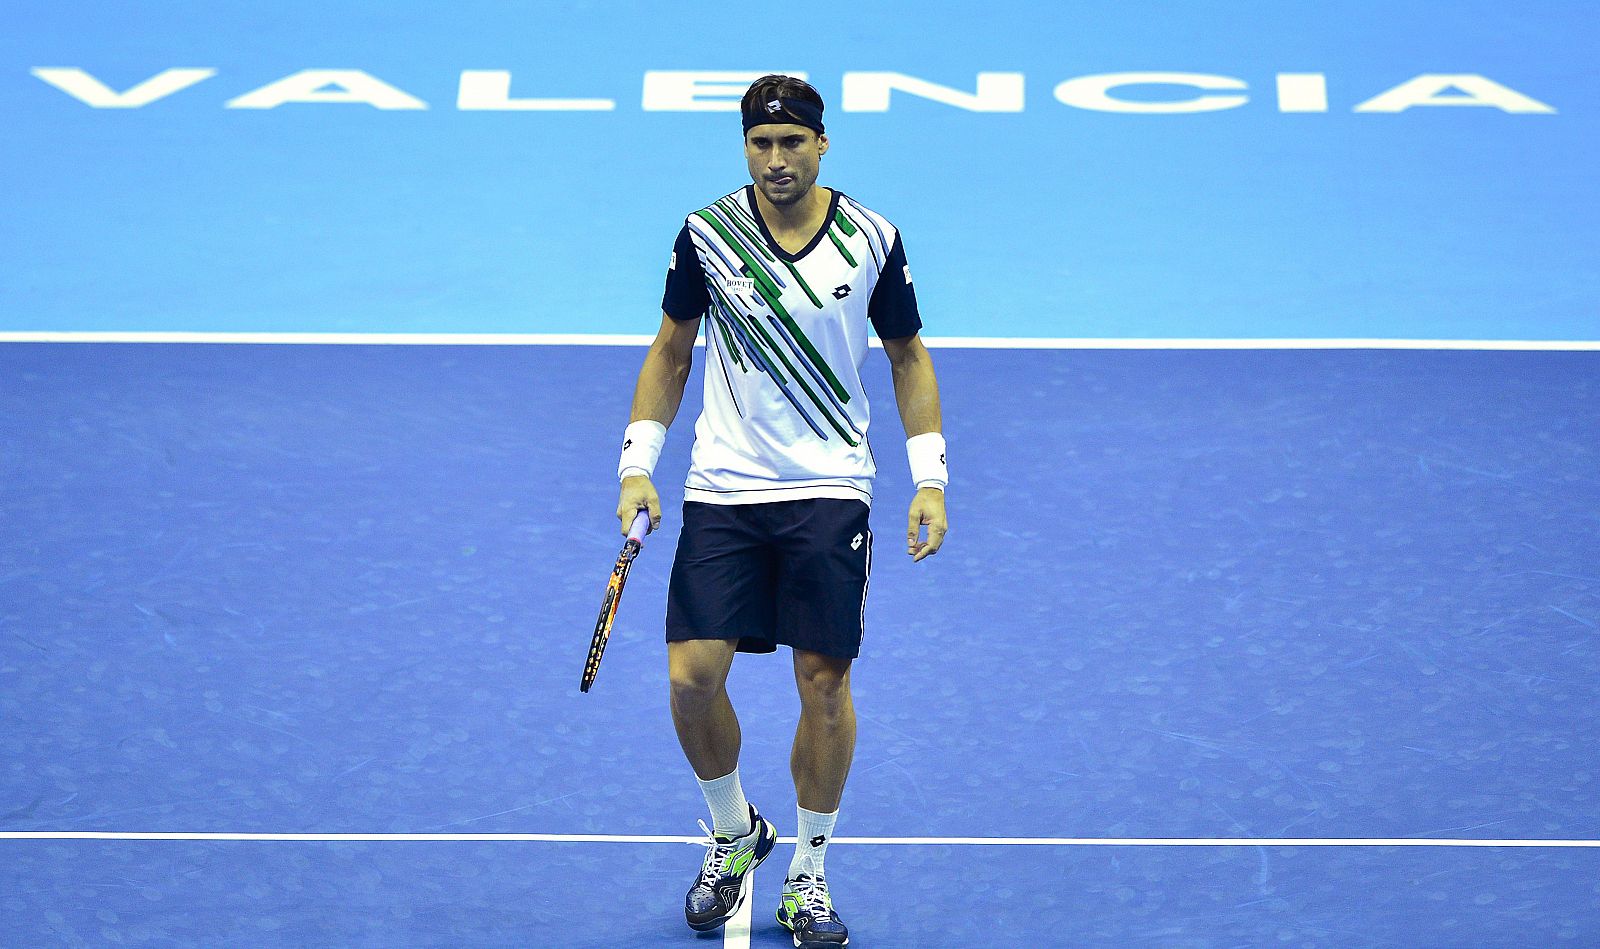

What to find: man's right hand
left=618, top=475, right=662, bottom=536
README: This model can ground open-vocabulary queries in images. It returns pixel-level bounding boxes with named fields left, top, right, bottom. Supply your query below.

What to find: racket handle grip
left=627, top=509, right=652, bottom=544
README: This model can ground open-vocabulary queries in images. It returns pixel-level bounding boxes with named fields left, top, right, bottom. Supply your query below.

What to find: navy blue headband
left=742, top=97, right=825, bottom=135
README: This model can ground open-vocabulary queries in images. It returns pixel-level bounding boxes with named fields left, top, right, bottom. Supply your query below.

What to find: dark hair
left=740, top=74, right=825, bottom=127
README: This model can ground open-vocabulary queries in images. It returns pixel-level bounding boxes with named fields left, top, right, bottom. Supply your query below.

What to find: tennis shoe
left=684, top=804, right=777, bottom=932
left=777, top=873, right=849, bottom=948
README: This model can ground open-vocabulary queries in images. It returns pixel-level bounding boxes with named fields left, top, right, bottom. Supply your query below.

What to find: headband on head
left=742, top=97, right=825, bottom=136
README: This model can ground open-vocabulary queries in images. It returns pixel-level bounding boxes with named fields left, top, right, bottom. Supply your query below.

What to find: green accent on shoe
left=782, top=878, right=834, bottom=911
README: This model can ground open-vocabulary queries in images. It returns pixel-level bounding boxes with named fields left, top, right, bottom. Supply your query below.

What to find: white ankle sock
left=697, top=768, right=751, bottom=837
left=789, top=805, right=838, bottom=879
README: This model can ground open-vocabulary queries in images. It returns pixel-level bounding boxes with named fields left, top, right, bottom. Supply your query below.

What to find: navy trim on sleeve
left=662, top=224, right=711, bottom=321
left=867, top=232, right=922, bottom=340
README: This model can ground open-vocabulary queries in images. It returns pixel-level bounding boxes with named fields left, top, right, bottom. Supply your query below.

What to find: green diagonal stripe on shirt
left=695, top=210, right=851, bottom=404
left=714, top=199, right=775, bottom=263
left=781, top=259, right=824, bottom=309
left=711, top=309, right=746, bottom=371
left=707, top=283, right=785, bottom=385
left=836, top=205, right=880, bottom=268
left=701, top=280, right=746, bottom=370
left=739, top=311, right=859, bottom=446
left=769, top=306, right=849, bottom=404
left=827, top=228, right=857, bottom=267
left=769, top=314, right=864, bottom=441
left=706, top=268, right=856, bottom=445
left=695, top=211, right=782, bottom=296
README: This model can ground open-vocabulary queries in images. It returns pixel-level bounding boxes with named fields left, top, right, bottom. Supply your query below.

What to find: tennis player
left=614, top=74, right=948, bottom=948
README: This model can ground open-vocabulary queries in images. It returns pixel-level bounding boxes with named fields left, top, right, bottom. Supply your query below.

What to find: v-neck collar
left=744, top=185, right=841, bottom=263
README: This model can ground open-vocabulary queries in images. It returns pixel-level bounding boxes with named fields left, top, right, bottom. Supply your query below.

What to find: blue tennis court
left=5, top=0, right=1599, bottom=945
left=4, top=343, right=1597, bottom=945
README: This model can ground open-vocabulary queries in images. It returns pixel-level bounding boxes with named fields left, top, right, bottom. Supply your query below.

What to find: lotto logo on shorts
left=851, top=533, right=863, bottom=550
left=669, top=251, right=676, bottom=270
left=903, top=264, right=913, bottom=284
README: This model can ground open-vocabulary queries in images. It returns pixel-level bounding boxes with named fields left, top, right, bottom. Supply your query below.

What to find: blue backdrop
left=3, top=0, right=1595, bottom=339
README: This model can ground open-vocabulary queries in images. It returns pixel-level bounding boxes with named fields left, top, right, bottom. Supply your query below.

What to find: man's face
left=744, top=124, right=829, bottom=207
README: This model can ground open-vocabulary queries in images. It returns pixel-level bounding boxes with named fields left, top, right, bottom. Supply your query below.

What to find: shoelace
left=695, top=819, right=739, bottom=889
left=789, top=874, right=833, bottom=915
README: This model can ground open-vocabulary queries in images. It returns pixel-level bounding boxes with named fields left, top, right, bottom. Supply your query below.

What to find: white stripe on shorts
left=859, top=530, right=872, bottom=643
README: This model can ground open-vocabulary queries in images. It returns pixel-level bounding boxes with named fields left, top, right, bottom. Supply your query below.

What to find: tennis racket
left=581, top=509, right=653, bottom=693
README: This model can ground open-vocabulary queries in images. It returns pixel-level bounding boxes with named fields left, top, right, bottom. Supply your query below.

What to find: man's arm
left=617, top=312, right=700, bottom=533
left=881, top=333, right=948, bottom=561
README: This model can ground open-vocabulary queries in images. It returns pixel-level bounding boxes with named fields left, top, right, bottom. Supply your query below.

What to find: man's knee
left=668, top=641, right=734, bottom=710
left=669, top=667, right=723, bottom=711
left=794, top=651, right=852, bottom=717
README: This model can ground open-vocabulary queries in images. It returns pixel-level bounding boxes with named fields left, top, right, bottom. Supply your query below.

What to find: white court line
left=1, top=331, right=1598, bottom=350
left=17, top=836, right=1592, bottom=949
left=926, top=337, right=1600, bottom=351
left=2, top=832, right=1598, bottom=846
left=0, top=331, right=658, bottom=346
left=10, top=831, right=1596, bottom=949
left=724, top=871, right=755, bottom=949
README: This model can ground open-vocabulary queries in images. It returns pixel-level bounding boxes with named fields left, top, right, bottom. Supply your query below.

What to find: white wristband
left=618, top=420, right=667, bottom=482
left=907, top=432, right=947, bottom=491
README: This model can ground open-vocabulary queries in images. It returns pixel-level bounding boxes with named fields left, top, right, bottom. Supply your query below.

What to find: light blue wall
left=3, top=1, right=1594, bottom=338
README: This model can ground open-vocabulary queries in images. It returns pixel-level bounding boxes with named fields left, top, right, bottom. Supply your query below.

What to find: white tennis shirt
left=661, top=185, right=922, bottom=506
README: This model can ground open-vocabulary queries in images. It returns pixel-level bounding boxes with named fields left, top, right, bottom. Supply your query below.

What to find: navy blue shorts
left=666, top=499, right=873, bottom=660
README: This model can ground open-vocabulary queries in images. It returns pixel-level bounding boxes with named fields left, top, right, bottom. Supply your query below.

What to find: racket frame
left=580, top=510, right=652, bottom=693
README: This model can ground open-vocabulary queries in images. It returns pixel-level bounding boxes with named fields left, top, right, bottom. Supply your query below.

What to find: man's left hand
left=907, top=487, right=947, bottom=562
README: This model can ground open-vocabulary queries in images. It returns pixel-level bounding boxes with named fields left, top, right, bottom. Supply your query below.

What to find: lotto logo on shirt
left=903, top=264, right=913, bottom=285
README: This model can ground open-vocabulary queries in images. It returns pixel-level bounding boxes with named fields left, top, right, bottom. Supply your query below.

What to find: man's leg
left=780, top=648, right=855, bottom=946
left=671, top=636, right=777, bottom=932
left=790, top=648, right=856, bottom=813
left=666, top=502, right=781, bottom=932
left=668, top=637, right=741, bottom=780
